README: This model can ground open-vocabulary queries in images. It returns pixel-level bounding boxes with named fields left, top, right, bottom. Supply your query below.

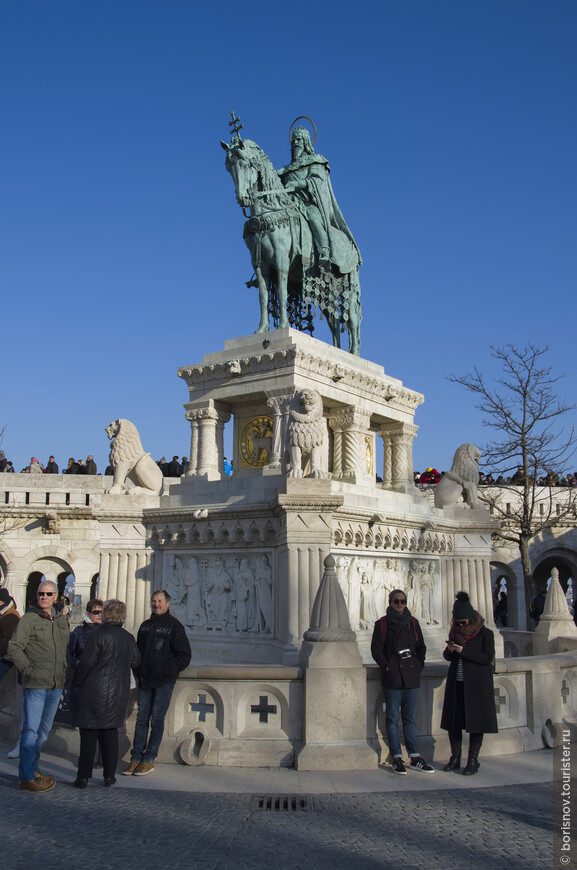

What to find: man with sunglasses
left=371, top=588, right=434, bottom=775
left=8, top=580, right=69, bottom=792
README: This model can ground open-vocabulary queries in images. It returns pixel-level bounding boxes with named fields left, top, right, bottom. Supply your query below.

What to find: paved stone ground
left=1, top=772, right=551, bottom=870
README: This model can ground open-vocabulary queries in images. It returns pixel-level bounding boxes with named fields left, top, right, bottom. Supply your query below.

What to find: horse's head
left=221, top=137, right=262, bottom=209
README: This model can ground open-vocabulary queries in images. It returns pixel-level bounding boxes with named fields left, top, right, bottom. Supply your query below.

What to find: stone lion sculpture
left=286, top=389, right=327, bottom=479
left=434, top=443, right=482, bottom=510
left=105, top=419, right=164, bottom=495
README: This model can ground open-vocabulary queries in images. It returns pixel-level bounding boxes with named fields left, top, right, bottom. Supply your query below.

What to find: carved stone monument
left=5, top=118, right=556, bottom=772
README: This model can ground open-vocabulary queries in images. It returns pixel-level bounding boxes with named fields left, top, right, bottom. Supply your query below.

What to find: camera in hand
left=397, top=648, right=412, bottom=659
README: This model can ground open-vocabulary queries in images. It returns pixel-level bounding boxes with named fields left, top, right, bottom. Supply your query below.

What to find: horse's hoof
left=255, top=326, right=270, bottom=334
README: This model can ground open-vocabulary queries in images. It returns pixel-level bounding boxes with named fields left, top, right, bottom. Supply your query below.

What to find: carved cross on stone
left=562, top=680, right=570, bottom=705
left=229, top=110, right=243, bottom=139
left=494, top=687, right=507, bottom=713
left=190, top=693, right=215, bottom=722
left=250, top=695, right=277, bottom=723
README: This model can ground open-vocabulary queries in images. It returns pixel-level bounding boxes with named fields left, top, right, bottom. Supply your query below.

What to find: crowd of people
left=0, top=581, right=191, bottom=792
left=0, top=451, right=236, bottom=479
left=3, top=450, right=574, bottom=486
left=415, top=467, right=577, bottom=487
left=0, top=453, right=99, bottom=475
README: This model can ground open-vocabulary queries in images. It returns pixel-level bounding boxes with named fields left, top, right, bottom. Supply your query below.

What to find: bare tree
left=449, top=344, right=577, bottom=586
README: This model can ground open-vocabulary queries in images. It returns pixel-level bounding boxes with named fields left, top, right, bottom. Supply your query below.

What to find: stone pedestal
left=296, top=640, right=376, bottom=770
left=295, top=554, right=377, bottom=770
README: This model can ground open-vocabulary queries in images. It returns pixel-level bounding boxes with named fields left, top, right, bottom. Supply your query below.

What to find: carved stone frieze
left=162, top=552, right=274, bottom=637
left=334, top=553, right=443, bottom=631
left=332, top=519, right=453, bottom=556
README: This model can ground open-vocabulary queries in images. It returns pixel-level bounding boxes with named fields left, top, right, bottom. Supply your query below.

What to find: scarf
left=448, top=612, right=484, bottom=646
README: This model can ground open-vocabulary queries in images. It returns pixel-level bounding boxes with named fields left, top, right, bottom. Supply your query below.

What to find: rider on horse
left=278, top=126, right=362, bottom=276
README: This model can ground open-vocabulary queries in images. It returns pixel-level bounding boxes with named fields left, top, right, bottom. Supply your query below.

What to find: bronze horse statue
left=222, top=136, right=361, bottom=355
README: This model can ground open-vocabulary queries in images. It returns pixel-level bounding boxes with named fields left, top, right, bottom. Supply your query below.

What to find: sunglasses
left=90, top=609, right=102, bottom=615
left=454, top=619, right=469, bottom=627
left=38, top=592, right=55, bottom=597
left=392, top=598, right=407, bottom=605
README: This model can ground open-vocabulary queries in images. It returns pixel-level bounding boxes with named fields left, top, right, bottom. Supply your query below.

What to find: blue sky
left=1, top=1, right=576, bottom=475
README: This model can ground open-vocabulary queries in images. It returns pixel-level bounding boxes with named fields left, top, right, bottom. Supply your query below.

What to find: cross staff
left=229, top=110, right=243, bottom=139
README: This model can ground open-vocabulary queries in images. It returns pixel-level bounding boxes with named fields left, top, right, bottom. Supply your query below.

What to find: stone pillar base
left=296, top=640, right=378, bottom=770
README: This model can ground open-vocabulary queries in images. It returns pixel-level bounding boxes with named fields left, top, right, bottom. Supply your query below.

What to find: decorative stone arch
left=5, top=544, right=96, bottom=614
left=0, top=542, right=17, bottom=591
left=237, top=683, right=289, bottom=737
left=173, top=682, right=224, bottom=766
left=172, top=681, right=224, bottom=738
left=493, top=676, right=519, bottom=726
left=504, top=639, right=519, bottom=658
left=490, top=561, right=521, bottom=629
left=532, top=548, right=577, bottom=597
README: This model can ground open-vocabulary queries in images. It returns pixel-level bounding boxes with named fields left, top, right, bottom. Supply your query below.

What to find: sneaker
left=7, top=744, right=20, bottom=759
left=122, top=761, right=141, bottom=776
left=133, top=761, right=155, bottom=776
left=21, top=774, right=55, bottom=793
left=391, top=757, right=407, bottom=775
left=410, top=756, right=434, bottom=773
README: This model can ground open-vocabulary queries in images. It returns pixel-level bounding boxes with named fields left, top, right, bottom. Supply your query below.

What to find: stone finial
left=533, top=566, right=577, bottom=655
left=542, top=568, right=574, bottom=623
left=303, top=555, right=356, bottom=642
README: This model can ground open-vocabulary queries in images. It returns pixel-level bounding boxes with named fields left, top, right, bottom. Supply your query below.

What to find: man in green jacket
left=8, top=580, right=69, bottom=792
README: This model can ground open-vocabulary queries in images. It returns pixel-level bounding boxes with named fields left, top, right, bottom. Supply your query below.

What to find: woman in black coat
left=73, top=599, right=140, bottom=788
left=441, top=591, right=498, bottom=776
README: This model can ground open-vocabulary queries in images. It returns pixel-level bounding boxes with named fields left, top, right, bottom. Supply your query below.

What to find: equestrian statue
left=221, top=114, right=362, bottom=355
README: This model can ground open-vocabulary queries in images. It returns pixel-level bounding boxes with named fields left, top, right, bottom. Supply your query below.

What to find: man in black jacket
left=123, top=590, right=191, bottom=776
left=371, top=588, right=434, bottom=775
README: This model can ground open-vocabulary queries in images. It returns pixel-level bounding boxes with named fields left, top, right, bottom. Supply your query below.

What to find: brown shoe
left=133, top=761, right=155, bottom=776
left=21, top=775, right=55, bottom=793
left=122, top=761, right=141, bottom=776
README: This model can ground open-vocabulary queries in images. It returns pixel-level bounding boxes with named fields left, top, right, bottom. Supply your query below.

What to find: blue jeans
left=131, top=684, right=175, bottom=763
left=384, top=687, right=420, bottom=758
left=19, top=688, right=63, bottom=782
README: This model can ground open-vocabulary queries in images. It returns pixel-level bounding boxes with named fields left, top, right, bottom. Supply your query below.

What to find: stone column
left=107, top=552, right=119, bottom=601
left=380, top=429, right=393, bottom=489
left=134, top=552, right=151, bottom=629
left=98, top=552, right=110, bottom=601
left=329, top=407, right=372, bottom=484
left=192, top=402, right=231, bottom=480
left=5, top=568, right=25, bottom=615
left=378, top=422, right=418, bottom=492
left=125, top=552, right=137, bottom=627
left=184, top=410, right=200, bottom=477
left=266, top=392, right=292, bottom=470
left=116, top=552, right=128, bottom=606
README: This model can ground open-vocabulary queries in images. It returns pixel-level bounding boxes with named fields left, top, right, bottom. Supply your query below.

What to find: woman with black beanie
left=440, top=591, right=498, bottom=775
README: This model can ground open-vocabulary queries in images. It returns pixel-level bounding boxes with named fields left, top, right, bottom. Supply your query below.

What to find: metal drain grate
left=250, top=794, right=314, bottom=812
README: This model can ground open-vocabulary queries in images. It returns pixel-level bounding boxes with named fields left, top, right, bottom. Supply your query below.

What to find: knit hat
left=452, top=591, right=475, bottom=620
left=0, top=588, right=11, bottom=605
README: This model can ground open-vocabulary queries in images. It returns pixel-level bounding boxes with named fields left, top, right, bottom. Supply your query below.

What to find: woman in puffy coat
left=441, top=591, right=498, bottom=776
left=73, top=599, right=140, bottom=788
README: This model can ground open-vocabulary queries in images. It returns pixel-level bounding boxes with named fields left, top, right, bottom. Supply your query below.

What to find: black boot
left=443, top=739, right=462, bottom=771
left=463, top=733, right=483, bottom=776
